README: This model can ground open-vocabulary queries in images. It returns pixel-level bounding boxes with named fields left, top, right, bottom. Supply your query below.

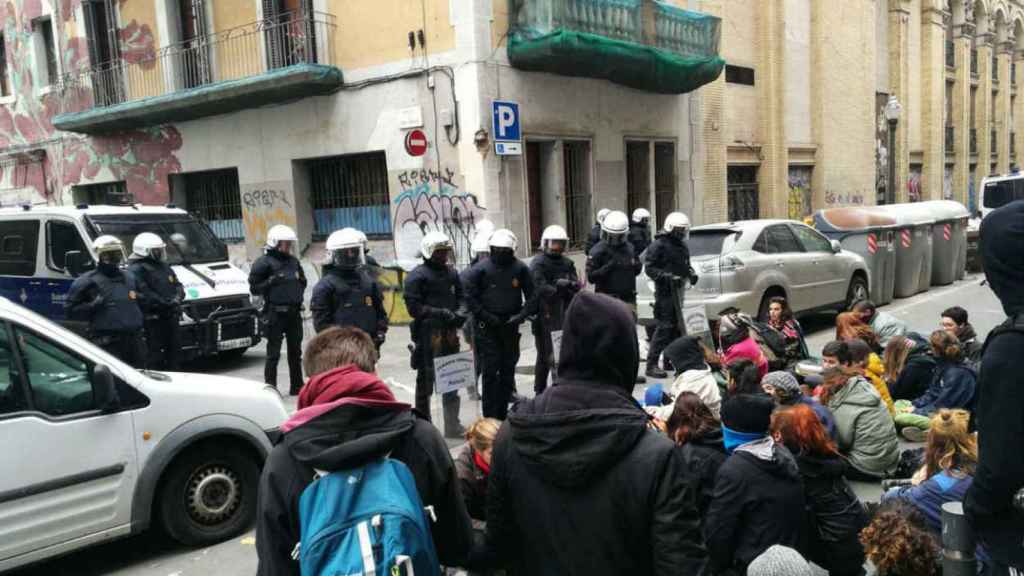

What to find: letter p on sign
left=492, top=100, right=521, bottom=142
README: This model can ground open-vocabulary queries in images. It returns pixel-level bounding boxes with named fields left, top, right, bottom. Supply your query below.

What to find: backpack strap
left=981, top=313, right=1024, bottom=357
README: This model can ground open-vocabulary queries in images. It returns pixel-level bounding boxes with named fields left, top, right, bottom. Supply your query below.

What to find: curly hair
left=929, top=329, right=964, bottom=363
left=860, top=501, right=940, bottom=576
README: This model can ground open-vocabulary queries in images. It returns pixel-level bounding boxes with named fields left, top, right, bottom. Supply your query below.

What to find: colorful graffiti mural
left=393, top=170, right=485, bottom=271
left=787, top=166, right=812, bottom=220
left=908, top=165, right=922, bottom=202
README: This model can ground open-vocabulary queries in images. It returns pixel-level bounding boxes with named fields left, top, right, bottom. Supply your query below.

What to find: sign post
left=492, top=100, right=522, bottom=156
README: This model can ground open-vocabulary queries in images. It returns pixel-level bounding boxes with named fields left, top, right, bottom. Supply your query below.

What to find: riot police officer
left=66, top=235, right=146, bottom=367
left=628, top=207, right=652, bottom=255
left=586, top=210, right=642, bottom=307
left=530, top=225, right=580, bottom=395
left=404, top=232, right=467, bottom=437
left=644, top=212, right=698, bottom=378
left=584, top=208, right=611, bottom=256
left=128, top=232, right=184, bottom=370
left=249, top=225, right=306, bottom=395
left=463, top=229, right=535, bottom=420
left=311, top=228, right=387, bottom=347
left=350, top=229, right=380, bottom=270
left=461, top=223, right=493, bottom=401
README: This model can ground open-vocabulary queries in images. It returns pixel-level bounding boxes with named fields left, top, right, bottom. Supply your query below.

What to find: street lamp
left=885, top=95, right=903, bottom=205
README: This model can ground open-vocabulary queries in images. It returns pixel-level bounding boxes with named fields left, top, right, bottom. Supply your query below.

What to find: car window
left=790, top=224, right=832, bottom=252
left=15, top=326, right=95, bottom=416
left=0, top=220, right=40, bottom=276
left=0, top=324, right=25, bottom=416
left=47, top=220, right=92, bottom=272
left=762, top=225, right=804, bottom=254
left=688, top=231, right=739, bottom=256
left=753, top=231, right=770, bottom=253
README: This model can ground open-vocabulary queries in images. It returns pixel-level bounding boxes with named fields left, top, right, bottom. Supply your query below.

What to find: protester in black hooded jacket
left=886, top=332, right=938, bottom=402
left=478, top=291, right=707, bottom=575
left=965, top=200, right=1024, bottom=572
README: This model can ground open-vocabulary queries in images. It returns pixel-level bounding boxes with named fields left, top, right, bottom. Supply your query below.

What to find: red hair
left=770, top=404, right=840, bottom=458
left=835, top=312, right=880, bottom=351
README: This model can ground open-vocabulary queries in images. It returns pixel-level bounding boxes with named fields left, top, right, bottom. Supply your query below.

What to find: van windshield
left=688, top=230, right=739, bottom=256
left=87, top=214, right=227, bottom=265
left=983, top=178, right=1024, bottom=209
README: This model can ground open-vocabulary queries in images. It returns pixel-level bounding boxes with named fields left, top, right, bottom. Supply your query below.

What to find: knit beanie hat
left=720, top=394, right=775, bottom=435
left=762, top=371, right=801, bottom=404
left=747, top=545, right=814, bottom=576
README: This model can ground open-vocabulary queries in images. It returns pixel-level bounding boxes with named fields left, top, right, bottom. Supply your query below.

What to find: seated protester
left=883, top=333, right=938, bottom=402
left=256, top=327, right=474, bottom=575
left=894, top=330, right=978, bottom=442
left=455, top=417, right=501, bottom=525
left=764, top=296, right=807, bottom=365
left=814, top=340, right=854, bottom=399
left=859, top=501, right=941, bottom=576
left=820, top=367, right=900, bottom=480
left=646, top=335, right=722, bottom=420
left=940, top=306, right=983, bottom=366
left=747, top=545, right=815, bottom=576
left=720, top=312, right=769, bottom=379
left=836, top=311, right=883, bottom=356
left=666, top=392, right=728, bottom=519
left=762, top=371, right=837, bottom=440
left=852, top=299, right=908, bottom=348
left=705, top=394, right=805, bottom=575
left=771, top=405, right=867, bottom=576
left=726, top=358, right=764, bottom=397
left=846, top=338, right=894, bottom=414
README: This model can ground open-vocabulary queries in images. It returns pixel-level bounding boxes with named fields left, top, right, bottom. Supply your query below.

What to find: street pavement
left=12, top=273, right=1002, bottom=575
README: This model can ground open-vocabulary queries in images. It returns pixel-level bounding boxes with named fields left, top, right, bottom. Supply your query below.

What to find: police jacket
left=644, top=233, right=695, bottom=299
left=404, top=261, right=463, bottom=332
left=628, top=222, right=651, bottom=255
left=310, top=265, right=386, bottom=338
left=66, top=267, right=144, bottom=333
left=586, top=240, right=642, bottom=300
left=128, top=258, right=185, bottom=316
left=462, top=257, right=536, bottom=324
left=529, top=253, right=579, bottom=331
left=249, top=250, right=306, bottom=306
left=584, top=222, right=602, bottom=256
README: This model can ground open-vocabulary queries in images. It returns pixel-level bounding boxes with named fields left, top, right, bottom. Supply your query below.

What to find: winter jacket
left=888, top=334, right=938, bottom=401
left=647, top=366, right=722, bottom=421
left=529, top=252, right=580, bottom=334
left=827, top=376, right=900, bottom=478
left=643, top=233, right=695, bottom=300
left=723, top=336, right=769, bottom=379
left=867, top=310, right=907, bottom=347
left=480, top=291, right=707, bottom=576
left=705, top=438, right=806, bottom=574
left=884, top=470, right=973, bottom=534
left=864, top=353, right=895, bottom=414
left=628, top=221, right=652, bottom=255
left=956, top=323, right=984, bottom=367
left=677, top=428, right=728, bottom=519
left=454, top=446, right=489, bottom=523
left=255, top=366, right=474, bottom=575
left=586, top=240, right=643, bottom=301
left=584, top=222, right=602, bottom=256
left=966, top=200, right=1024, bottom=569
left=795, top=396, right=838, bottom=440
left=911, top=361, right=977, bottom=416
left=792, top=453, right=867, bottom=576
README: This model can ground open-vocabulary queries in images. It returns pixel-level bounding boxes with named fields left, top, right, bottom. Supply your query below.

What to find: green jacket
left=827, top=376, right=900, bottom=477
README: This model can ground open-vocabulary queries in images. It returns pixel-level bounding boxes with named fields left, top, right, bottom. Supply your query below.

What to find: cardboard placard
left=433, top=351, right=476, bottom=395
left=550, top=330, right=563, bottom=364
left=682, top=303, right=712, bottom=340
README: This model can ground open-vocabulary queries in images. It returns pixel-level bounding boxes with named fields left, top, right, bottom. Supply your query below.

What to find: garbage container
left=876, top=203, right=935, bottom=298
left=813, top=207, right=897, bottom=305
left=920, top=200, right=970, bottom=285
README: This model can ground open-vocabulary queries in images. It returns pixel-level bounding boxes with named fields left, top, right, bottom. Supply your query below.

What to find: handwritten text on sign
left=433, top=351, right=476, bottom=395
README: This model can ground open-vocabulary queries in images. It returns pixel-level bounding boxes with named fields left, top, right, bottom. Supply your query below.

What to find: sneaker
left=900, top=427, right=928, bottom=443
left=645, top=366, right=668, bottom=379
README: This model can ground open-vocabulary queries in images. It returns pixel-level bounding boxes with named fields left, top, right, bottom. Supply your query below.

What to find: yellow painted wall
left=212, top=0, right=261, bottom=81
left=333, top=0, right=455, bottom=70
left=118, top=0, right=164, bottom=99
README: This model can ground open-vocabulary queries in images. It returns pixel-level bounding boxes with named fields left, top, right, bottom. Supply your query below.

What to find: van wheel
left=158, top=446, right=259, bottom=547
left=845, top=275, right=869, bottom=311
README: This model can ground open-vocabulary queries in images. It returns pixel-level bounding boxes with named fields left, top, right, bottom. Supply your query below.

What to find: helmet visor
left=603, top=231, right=625, bottom=245
left=429, top=246, right=453, bottom=266
left=276, top=240, right=295, bottom=254
left=98, top=248, right=124, bottom=266
left=150, top=247, right=166, bottom=262
left=545, top=239, right=567, bottom=255
left=333, top=246, right=364, bottom=268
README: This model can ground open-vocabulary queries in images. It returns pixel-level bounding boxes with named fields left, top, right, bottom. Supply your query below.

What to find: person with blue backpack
left=255, top=326, right=474, bottom=576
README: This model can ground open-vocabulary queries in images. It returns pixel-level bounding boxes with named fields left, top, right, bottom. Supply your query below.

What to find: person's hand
left=506, top=313, right=527, bottom=326
left=649, top=418, right=667, bottom=433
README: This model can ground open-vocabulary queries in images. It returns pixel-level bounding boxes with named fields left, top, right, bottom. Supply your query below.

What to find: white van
left=0, top=296, right=287, bottom=571
left=979, top=172, right=1024, bottom=220
left=0, top=205, right=260, bottom=360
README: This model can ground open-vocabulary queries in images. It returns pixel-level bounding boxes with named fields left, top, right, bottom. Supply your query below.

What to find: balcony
left=945, top=125, right=954, bottom=154
left=970, top=128, right=978, bottom=155
left=507, top=0, right=724, bottom=94
left=52, top=11, right=341, bottom=134
left=946, top=40, right=955, bottom=69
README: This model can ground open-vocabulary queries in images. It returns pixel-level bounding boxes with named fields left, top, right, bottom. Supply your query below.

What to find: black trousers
left=264, top=307, right=304, bottom=394
left=144, top=314, right=180, bottom=371
left=413, top=326, right=460, bottom=425
left=478, top=322, right=521, bottom=420
left=533, top=322, right=555, bottom=395
left=648, top=294, right=683, bottom=369
left=96, top=330, right=147, bottom=369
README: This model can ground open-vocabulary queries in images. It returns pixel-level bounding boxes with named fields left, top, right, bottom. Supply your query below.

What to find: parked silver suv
left=637, top=219, right=870, bottom=322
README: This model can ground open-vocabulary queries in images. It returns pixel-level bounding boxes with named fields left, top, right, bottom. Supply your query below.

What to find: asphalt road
left=11, top=273, right=1002, bottom=576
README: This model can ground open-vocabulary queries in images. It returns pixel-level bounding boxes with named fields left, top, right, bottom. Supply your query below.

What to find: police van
left=979, top=171, right=1024, bottom=219
left=0, top=204, right=260, bottom=360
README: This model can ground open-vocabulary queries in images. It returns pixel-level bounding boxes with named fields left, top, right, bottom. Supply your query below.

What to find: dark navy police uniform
left=310, top=264, right=387, bottom=346
left=249, top=250, right=307, bottom=394
left=129, top=257, right=185, bottom=370
left=66, top=267, right=146, bottom=367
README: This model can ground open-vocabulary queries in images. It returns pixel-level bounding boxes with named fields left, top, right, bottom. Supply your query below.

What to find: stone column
left=996, top=40, right=1013, bottom=174
left=698, top=0, right=727, bottom=224
left=921, top=6, right=948, bottom=201
left=976, top=32, right=994, bottom=179
left=757, top=0, right=788, bottom=218
left=1015, top=49, right=1024, bottom=169
left=952, top=23, right=974, bottom=207
left=889, top=0, right=912, bottom=202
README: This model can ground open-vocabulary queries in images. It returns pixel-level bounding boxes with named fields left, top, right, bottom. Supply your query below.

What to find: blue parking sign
left=492, top=100, right=521, bottom=142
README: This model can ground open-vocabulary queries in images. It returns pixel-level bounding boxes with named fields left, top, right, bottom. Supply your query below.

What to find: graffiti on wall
left=393, top=169, right=485, bottom=271
left=875, top=93, right=890, bottom=205
left=787, top=167, right=812, bottom=220
left=908, top=165, right=922, bottom=202
left=825, top=190, right=866, bottom=206
left=241, top=186, right=297, bottom=250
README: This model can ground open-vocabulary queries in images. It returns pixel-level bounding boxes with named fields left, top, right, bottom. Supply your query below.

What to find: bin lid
left=862, top=203, right=936, bottom=226
left=813, top=207, right=897, bottom=232
left=918, top=200, right=970, bottom=222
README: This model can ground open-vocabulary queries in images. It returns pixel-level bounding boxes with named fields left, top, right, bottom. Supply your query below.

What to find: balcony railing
left=970, top=128, right=978, bottom=154
left=971, top=48, right=979, bottom=77
left=992, top=129, right=998, bottom=155
left=946, top=126, right=954, bottom=153
left=946, top=40, right=955, bottom=69
left=57, top=11, right=337, bottom=115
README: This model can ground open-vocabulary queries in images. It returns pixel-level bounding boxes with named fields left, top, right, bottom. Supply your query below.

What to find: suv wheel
left=158, top=446, right=259, bottom=546
left=845, top=275, right=869, bottom=311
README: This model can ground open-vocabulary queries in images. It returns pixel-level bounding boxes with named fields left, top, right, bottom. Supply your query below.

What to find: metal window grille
left=971, top=48, right=978, bottom=77
left=993, top=55, right=999, bottom=82
left=563, top=141, right=592, bottom=249
left=0, top=34, right=9, bottom=96
left=970, top=128, right=978, bottom=155
left=73, top=181, right=131, bottom=205
left=727, top=166, right=759, bottom=222
left=946, top=39, right=955, bottom=69
left=309, top=151, right=391, bottom=239
left=626, top=141, right=650, bottom=216
left=184, top=168, right=243, bottom=241
left=263, top=0, right=316, bottom=70
left=654, top=142, right=676, bottom=226
left=946, top=126, right=955, bottom=154
left=82, top=0, right=125, bottom=106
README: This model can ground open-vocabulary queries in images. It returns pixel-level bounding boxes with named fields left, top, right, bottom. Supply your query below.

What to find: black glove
left=90, top=295, right=106, bottom=310
left=506, top=313, right=528, bottom=326
left=690, top=274, right=699, bottom=287
left=437, top=309, right=457, bottom=324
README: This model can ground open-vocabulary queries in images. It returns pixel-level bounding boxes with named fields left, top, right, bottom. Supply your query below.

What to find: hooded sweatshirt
left=483, top=292, right=707, bottom=576
left=966, top=199, right=1024, bottom=568
left=827, top=376, right=900, bottom=478
left=889, top=332, right=938, bottom=401
left=647, top=336, right=722, bottom=420
left=255, top=366, right=473, bottom=576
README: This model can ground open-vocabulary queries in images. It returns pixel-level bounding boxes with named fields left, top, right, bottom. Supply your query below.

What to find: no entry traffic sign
left=405, top=129, right=428, bottom=157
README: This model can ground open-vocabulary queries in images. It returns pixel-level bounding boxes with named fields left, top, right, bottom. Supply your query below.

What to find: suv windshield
left=87, top=214, right=227, bottom=265
left=688, top=230, right=738, bottom=256
left=984, top=178, right=1024, bottom=209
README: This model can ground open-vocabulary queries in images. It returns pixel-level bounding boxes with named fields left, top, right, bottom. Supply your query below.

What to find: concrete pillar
left=699, top=0, right=727, bottom=224
left=889, top=0, right=912, bottom=202
left=952, top=23, right=974, bottom=207
left=976, top=33, right=994, bottom=179
left=921, top=5, right=948, bottom=201
left=757, top=0, right=788, bottom=218
left=996, top=41, right=1013, bottom=174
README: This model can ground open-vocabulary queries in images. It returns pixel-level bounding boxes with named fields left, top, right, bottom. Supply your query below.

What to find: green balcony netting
left=508, top=0, right=725, bottom=94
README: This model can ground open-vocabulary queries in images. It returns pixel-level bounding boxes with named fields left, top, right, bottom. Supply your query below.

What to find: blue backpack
left=294, top=458, right=441, bottom=576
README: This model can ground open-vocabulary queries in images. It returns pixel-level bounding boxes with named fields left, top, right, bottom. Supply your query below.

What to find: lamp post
left=885, top=95, right=903, bottom=206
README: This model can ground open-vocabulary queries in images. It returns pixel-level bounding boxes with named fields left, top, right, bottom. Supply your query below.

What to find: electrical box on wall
left=439, top=108, right=453, bottom=127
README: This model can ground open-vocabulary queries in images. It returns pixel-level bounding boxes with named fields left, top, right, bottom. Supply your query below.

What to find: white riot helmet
left=420, top=231, right=453, bottom=263
left=596, top=208, right=611, bottom=224
left=326, top=228, right=366, bottom=269
left=600, top=210, right=630, bottom=245
left=132, top=232, right=166, bottom=261
left=489, top=229, right=518, bottom=251
left=663, top=211, right=691, bottom=239
left=631, top=207, right=651, bottom=225
left=541, top=225, right=569, bottom=255
left=93, top=235, right=125, bottom=268
left=265, top=224, right=298, bottom=253
left=475, top=219, right=495, bottom=239
left=470, top=228, right=492, bottom=258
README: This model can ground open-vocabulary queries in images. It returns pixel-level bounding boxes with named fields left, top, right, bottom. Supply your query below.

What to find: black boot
left=645, top=364, right=668, bottom=379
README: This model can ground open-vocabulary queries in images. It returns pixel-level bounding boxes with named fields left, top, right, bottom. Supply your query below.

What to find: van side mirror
left=830, top=240, right=842, bottom=254
left=92, top=364, right=120, bottom=413
left=65, top=250, right=84, bottom=277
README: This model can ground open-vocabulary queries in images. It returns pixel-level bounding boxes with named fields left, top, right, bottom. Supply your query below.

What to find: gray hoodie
left=827, top=375, right=899, bottom=477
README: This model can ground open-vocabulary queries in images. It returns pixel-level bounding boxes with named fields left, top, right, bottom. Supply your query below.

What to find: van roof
left=0, top=204, right=189, bottom=218
left=981, top=172, right=1024, bottom=184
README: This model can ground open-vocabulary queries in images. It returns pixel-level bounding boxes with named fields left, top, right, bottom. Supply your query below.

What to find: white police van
left=0, top=204, right=259, bottom=360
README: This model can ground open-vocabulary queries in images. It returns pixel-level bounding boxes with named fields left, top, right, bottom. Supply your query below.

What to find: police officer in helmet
left=644, top=212, right=698, bottom=379
left=404, top=231, right=468, bottom=437
left=311, top=228, right=387, bottom=348
left=460, top=223, right=494, bottom=401
left=629, top=207, right=652, bottom=255
left=249, top=225, right=307, bottom=395
left=128, top=232, right=185, bottom=370
left=66, top=235, right=146, bottom=367
left=584, top=208, right=611, bottom=256
left=463, top=229, right=536, bottom=419
left=530, top=224, right=580, bottom=395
